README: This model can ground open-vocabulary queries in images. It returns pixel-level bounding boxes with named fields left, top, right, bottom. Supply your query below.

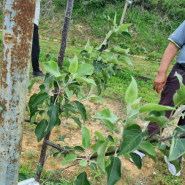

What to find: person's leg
left=147, top=63, right=184, bottom=136
left=31, top=24, right=44, bottom=76
left=32, top=24, right=40, bottom=72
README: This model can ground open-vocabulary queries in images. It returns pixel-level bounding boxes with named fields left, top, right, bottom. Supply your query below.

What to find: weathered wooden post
left=0, top=0, right=35, bottom=184
left=120, top=0, right=132, bottom=25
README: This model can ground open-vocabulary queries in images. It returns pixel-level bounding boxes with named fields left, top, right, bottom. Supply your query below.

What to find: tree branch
left=24, top=119, right=38, bottom=125
left=44, top=140, right=72, bottom=154
left=41, top=163, right=79, bottom=185
left=149, top=132, right=185, bottom=143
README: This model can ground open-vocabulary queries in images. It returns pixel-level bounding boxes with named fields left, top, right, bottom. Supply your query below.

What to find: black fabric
left=177, top=62, right=185, bottom=70
left=31, top=24, right=40, bottom=72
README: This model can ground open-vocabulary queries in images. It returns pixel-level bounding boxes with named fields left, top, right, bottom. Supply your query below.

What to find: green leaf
left=0, top=102, right=4, bottom=113
left=158, top=144, right=181, bottom=173
left=75, top=172, right=90, bottom=185
left=106, top=58, right=120, bottom=65
left=73, top=101, right=87, bottom=122
left=85, top=40, right=93, bottom=54
left=35, top=119, right=48, bottom=142
left=106, top=135, right=115, bottom=143
left=39, top=84, right=45, bottom=91
left=174, top=125, right=185, bottom=134
left=93, top=60, right=102, bottom=75
left=175, top=72, right=184, bottom=87
left=47, top=105, right=60, bottom=133
left=90, top=95, right=106, bottom=103
left=76, top=77, right=96, bottom=86
left=69, top=55, right=78, bottom=74
left=44, top=61, right=62, bottom=78
left=66, top=90, right=73, bottom=100
left=29, top=104, right=38, bottom=121
left=118, top=124, right=142, bottom=156
left=76, top=64, right=94, bottom=77
left=44, top=73, right=53, bottom=85
left=173, top=87, right=185, bottom=107
left=119, top=23, right=132, bottom=32
left=57, top=135, right=66, bottom=142
left=139, top=103, right=175, bottom=113
left=36, top=164, right=42, bottom=174
left=28, top=79, right=37, bottom=93
left=62, top=154, right=77, bottom=166
left=125, top=77, right=138, bottom=104
left=80, top=50, right=90, bottom=58
left=79, top=159, right=88, bottom=167
left=94, top=109, right=118, bottom=124
left=53, top=152, right=61, bottom=158
left=169, top=132, right=185, bottom=161
left=113, top=46, right=130, bottom=55
left=131, top=98, right=142, bottom=109
left=120, top=56, right=133, bottom=65
left=102, top=70, right=109, bottom=84
left=129, top=153, right=142, bottom=169
left=97, top=142, right=109, bottom=172
left=31, top=92, right=48, bottom=106
left=94, top=77, right=101, bottom=95
left=95, top=131, right=105, bottom=141
left=101, top=119, right=115, bottom=131
left=106, top=156, right=121, bottom=185
left=93, top=140, right=105, bottom=152
left=19, top=173, right=27, bottom=181
left=82, top=127, right=91, bottom=149
left=145, top=111, right=169, bottom=130
left=138, top=141, right=156, bottom=162
left=63, top=104, right=76, bottom=113
left=74, top=146, right=84, bottom=152
left=90, top=163, right=97, bottom=172
left=120, top=32, right=132, bottom=39
left=96, top=41, right=108, bottom=52
left=71, top=116, right=82, bottom=128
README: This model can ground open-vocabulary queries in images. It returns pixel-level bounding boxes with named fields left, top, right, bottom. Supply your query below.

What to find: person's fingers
left=153, top=82, right=164, bottom=94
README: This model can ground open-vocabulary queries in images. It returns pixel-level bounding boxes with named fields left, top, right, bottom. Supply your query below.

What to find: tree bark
left=35, top=0, right=74, bottom=182
left=58, top=0, right=74, bottom=68
left=35, top=132, right=51, bottom=182
left=0, top=0, right=35, bottom=184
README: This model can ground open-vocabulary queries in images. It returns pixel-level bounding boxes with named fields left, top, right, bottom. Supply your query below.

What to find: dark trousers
left=148, top=63, right=185, bottom=136
left=31, top=24, right=40, bottom=72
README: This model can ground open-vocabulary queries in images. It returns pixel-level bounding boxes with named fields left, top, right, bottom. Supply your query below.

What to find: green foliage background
left=49, top=0, right=185, bottom=54
left=0, top=0, right=184, bottom=55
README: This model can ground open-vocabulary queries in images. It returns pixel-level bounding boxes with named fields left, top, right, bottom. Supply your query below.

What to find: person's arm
left=153, top=42, right=179, bottom=94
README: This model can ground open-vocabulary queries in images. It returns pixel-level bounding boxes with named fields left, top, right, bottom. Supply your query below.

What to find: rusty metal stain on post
left=0, top=0, right=35, bottom=184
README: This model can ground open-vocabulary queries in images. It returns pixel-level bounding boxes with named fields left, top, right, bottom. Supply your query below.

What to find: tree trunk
left=35, top=132, right=51, bottom=182
left=58, top=0, right=74, bottom=68
left=0, top=0, right=35, bottom=184
left=35, top=0, right=74, bottom=182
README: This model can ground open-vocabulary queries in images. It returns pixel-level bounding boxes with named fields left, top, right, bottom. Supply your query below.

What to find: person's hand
left=153, top=72, right=167, bottom=94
